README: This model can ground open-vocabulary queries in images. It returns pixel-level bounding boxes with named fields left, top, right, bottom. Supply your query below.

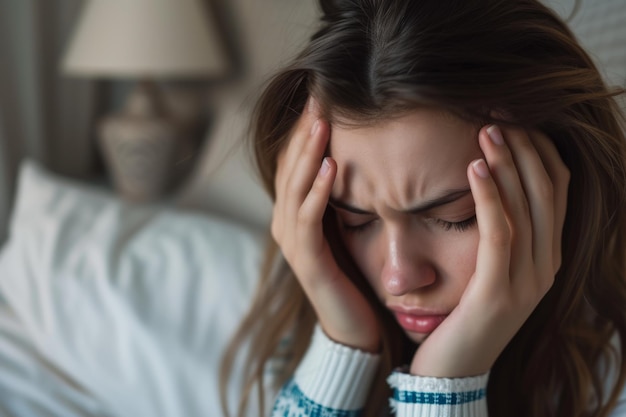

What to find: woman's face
left=329, top=108, right=483, bottom=344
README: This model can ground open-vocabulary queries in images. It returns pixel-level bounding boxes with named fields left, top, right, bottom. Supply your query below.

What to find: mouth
left=388, top=306, right=448, bottom=334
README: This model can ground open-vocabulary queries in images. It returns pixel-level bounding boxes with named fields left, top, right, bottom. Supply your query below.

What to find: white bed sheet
left=0, top=160, right=268, bottom=417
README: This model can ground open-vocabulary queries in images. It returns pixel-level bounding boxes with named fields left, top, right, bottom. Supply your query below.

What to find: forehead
left=329, top=108, right=482, bottom=204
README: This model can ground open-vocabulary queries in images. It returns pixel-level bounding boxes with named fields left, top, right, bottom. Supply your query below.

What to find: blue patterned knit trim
left=272, top=379, right=362, bottom=417
left=393, top=388, right=486, bottom=405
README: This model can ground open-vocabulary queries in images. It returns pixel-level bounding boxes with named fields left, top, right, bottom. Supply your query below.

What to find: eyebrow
left=329, top=188, right=472, bottom=215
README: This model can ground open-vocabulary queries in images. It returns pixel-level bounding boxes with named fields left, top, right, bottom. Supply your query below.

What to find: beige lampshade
left=62, top=0, right=227, bottom=78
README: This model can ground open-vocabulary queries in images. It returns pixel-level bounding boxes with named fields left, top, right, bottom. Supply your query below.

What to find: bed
left=0, top=161, right=270, bottom=417
left=0, top=1, right=623, bottom=416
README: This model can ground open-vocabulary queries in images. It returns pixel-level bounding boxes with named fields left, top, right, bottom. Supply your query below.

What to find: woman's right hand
left=272, top=97, right=381, bottom=353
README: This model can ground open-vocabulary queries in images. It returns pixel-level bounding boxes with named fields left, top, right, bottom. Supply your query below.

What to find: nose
left=380, top=231, right=436, bottom=296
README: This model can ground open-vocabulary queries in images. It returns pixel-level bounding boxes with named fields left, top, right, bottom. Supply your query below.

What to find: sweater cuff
left=387, top=371, right=489, bottom=417
left=293, top=324, right=381, bottom=410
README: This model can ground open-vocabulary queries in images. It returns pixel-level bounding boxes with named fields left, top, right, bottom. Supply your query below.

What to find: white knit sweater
left=271, top=325, right=489, bottom=417
left=271, top=325, right=626, bottom=416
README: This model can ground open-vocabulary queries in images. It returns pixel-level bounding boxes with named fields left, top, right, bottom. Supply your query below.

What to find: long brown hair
left=220, top=0, right=626, bottom=416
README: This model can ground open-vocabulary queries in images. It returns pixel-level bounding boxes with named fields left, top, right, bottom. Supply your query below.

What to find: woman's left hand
left=410, top=125, right=570, bottom=377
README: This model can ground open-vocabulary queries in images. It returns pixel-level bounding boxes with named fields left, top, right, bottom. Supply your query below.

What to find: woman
left=221, top=0, right=626, bottom=415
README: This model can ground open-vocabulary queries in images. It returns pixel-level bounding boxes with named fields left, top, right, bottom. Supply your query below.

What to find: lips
left=389, top=306, right=448, bottom=334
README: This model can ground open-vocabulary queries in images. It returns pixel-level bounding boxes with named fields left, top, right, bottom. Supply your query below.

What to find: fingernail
left=319, top=157, right=330, bottom=177
left=487, top=125, right=504, bottom=146
left=472, top=159, right=490, bottom=178
left=311, top=119, right=320, bottom=136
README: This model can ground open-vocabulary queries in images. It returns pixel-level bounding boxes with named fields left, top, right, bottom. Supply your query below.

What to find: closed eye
left=434, top=215, right=477, bottom=232
left=340, top=218, right=377, bottom=234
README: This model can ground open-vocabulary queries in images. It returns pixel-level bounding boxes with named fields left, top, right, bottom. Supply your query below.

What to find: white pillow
left=0, top=160, right=265, bottom=417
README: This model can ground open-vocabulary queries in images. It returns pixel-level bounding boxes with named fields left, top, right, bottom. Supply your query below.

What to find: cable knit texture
left=272, top=379, right=362, bottom=417
left=272, top=325, right=492, bottom=416
left=293, top=325, right=381, bottom=410
left=387, top=371, right=489, bottom=417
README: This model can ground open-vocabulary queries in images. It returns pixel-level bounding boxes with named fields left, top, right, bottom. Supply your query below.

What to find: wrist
left=409, top=342, right=494, bottom=377
left=295, top=325, right=381, bottom=410
left=321, top=323, right=382, bottom=354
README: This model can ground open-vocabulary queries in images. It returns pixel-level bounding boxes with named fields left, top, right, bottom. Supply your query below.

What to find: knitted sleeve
left=271, top=325, right=490, bottom=417
left=271, top=325, right=380, bottom=416
left=388, top=371, right=489, bottom=416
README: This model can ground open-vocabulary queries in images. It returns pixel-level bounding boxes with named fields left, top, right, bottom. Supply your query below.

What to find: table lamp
left=61, top=0, right=227, bottom=202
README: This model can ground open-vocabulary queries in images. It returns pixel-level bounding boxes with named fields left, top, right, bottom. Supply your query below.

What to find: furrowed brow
left=328, top=198, right=374, bottom=214
left=329, top=188, right=472, bottom=215
left=406, top=188, right=472, bottom=214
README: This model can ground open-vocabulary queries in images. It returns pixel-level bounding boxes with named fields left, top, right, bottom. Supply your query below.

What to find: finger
left=467, top=158, right=512, bottom=290
left=500, top=127, right=555, bottom=280
left=479, top=125, right=532, bottom=274
left=274, top=97, right=324, bottom=240
left=277, top=96, right=322, bottom=191
left=298, top=157, right=337, bottom=254
left=274, top=115, right=329, bottom=250
left=527, top=130, right=570, bottom=274
left=283, top=119, right=330, bottom=231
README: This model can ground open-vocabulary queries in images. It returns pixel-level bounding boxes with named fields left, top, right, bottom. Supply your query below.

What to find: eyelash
left=434, top=215, right=477, bottom=232
left=341, top=215, right=477, bottom=234
left=342, top=221, right=375, bottom=234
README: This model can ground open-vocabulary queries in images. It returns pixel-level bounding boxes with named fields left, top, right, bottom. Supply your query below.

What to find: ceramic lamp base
left=98, top=81, right=184, bottom=203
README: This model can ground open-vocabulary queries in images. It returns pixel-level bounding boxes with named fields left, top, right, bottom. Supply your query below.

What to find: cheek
left=342, top=229, right=480, bottom=296
left=340, top=233, right=381, bottom=287
left=437, top=230, right=479, bottom=299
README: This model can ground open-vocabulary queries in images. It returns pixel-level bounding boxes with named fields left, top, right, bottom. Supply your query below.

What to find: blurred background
left=0, top=1, right=623, bottom=416
left=0, top=3, right=322, bottom=413
left=0, top=0, right=320, bottom=245
left=1, top=0, right=624, bottom=245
